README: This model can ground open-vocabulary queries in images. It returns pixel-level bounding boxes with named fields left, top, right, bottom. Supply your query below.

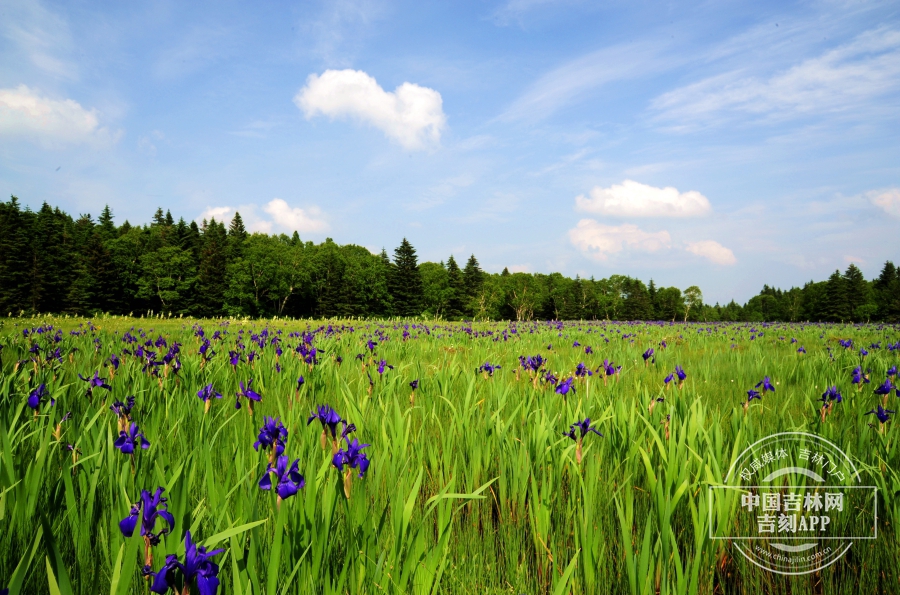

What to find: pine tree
left=446, top=255, right=465, bottom=319
left=842, top=263, right=868, bottom=321
left=822, top=270, right=850, bottom=322
left=648, top=279, right=658, bottom=319
left=0, top=197, right=32, bottom=314
left=228, top=212, right=248, bottom=260
left=98, top=205, right=116, bottom=240
left=390, top=238, right=424, bottom=317
left=196, top=219, right=229, bottom=316
left=874, top=261, right=900, bottom=322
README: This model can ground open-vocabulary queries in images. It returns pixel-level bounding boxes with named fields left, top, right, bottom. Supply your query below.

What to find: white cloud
left=263, top=199, right=329, bottom=233
left=652, top=27, right=900, bottom=126
left=507, top=263, right=531, bottom=273
left=198, top=206, right=233, bottom=223
left=0, top=85, right=119, bottom=147
left=575, top=180, right=711, bottom=218
left=295, top=69, right=446, bottom=150
left=500, top=41, right=673, bottom=121
left=868, top=188, right=900, bottom=218
left=568, top=220, right=671, bottom=261
left=685, top=240, right=737, bottom=265
left=198, top=200, right=329, bottom=235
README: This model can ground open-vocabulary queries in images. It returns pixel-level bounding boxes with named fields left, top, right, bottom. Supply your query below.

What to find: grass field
left=1, top=315, right=898, bottom=594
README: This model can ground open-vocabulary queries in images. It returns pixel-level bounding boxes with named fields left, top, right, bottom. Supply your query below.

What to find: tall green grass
left=0, top=315, right=897, bottom=594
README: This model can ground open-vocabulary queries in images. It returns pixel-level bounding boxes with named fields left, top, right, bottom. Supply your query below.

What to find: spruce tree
left=196, top=219, right=229, bottom=316
left=842, top=263, right=868, bottom=321
left=822, top=270, right=850, bottom=322
left=0, top=197, right=32, bottom=314
left=390, top=238, right=424, bottom=317
left=446, top=255, right=465, bottom=319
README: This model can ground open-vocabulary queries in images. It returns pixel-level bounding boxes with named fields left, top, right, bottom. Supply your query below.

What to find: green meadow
left=1, top=315, right=897, bottom=594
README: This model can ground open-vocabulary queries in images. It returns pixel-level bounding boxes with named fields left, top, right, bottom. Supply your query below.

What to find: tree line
left=0, top=197, right=898, bottom=322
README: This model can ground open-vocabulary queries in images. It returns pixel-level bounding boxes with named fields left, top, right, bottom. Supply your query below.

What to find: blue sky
left=1, top=0, right=899, bottom=304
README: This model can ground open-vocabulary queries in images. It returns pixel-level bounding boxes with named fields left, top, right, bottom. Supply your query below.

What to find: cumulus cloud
left=263, top=199, right=329, bottom=233
left=575, top=179, right=711, bottom=218
left=684, top=240, right=737, bottom=265
left=0, top=85, right=119, bottom=147
left=197, top=200, right=329, bottom=235
left=294, top=69, right=446, bottom=150
left=868, top=188, right=900, bottom=218
left=568, top=220, right=671, bottom=261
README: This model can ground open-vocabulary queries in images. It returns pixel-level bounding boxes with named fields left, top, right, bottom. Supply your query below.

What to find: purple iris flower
left=866, top=406, right=895, bottom=424
left=797, top=346, right=807, bottom=354
left=110, top=396, right=136, bottom=422
left=78, top=371, right=111, bottom=395
left=574, top=363, right=591, bottom=377
left=254, top=416, right=288, bottom=456
left=296, top=377, right=305, bottom=390
left=114, top=423, right=151, bottom=454
left=585, top=346, right=593, bottom=354
left=197, top=384, right=222, bottom=403
left=642, top=348, right=654, bottom=362
left=149, top=531, right=224, bottom=595
left=746, top=389, right=762, bottom=402
left=333, top=438, right=371, bottom=478
left=228, top=350, right=241, bottom=367
left=755, top=376, right=775, bottom=393
left=107, top=353, right=121, bottom=369
left=366, top=339, right=378, bottom=352
left=563, top=418, right=601, bottom=463
left=556, top=377, right=576, bottom=395
left=822, top=386, right=842, bottom=403
left=235, top=379, right=262, bottom=409
left=664, top=373, right=674, bottom=385
left=376, top=360, right=393, bottom=375
left=258, top=455, right=305, bottom=500
left=674, top=365, right=687, bottom=382
left=27, top=383, right=54, bottom=410
left=572, top=340, right=580, bottom=347
left=119, top=487, right=175, bottom=544
left=562, top=418, right=603, bottom=440
left=887, top=366, right=898, bottom=377
left=602, top=359, right=620, bottom=377
left=874, top=379, right=894, bottom=396
left=852, top=366, right=870, bottom=386
left=409, top=379, right=419, bottom=390
left=478, top=362, right=500, bottom=376
left=308, top=405, right=342, bottom=439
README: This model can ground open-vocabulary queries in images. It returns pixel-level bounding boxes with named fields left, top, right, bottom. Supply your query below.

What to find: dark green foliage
left=1, top=196, right=897, bottom=322
left=390, top=238, right=424, bottom=317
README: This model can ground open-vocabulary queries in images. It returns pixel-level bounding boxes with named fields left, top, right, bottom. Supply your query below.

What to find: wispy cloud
left=500, top=40, right=674, bottom=122
left=407, top=174, right=474, bottom=211
left=152, top=25, right=233, bottom=80
left=1, top=0, right=77, bottom=80
left=303, top=0, right=385, bottom=66
left=652, top=27, right=900, bottom=128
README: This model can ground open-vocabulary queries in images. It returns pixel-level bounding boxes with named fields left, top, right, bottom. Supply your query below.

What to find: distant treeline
left=1, top=197, right=898, bottom=322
